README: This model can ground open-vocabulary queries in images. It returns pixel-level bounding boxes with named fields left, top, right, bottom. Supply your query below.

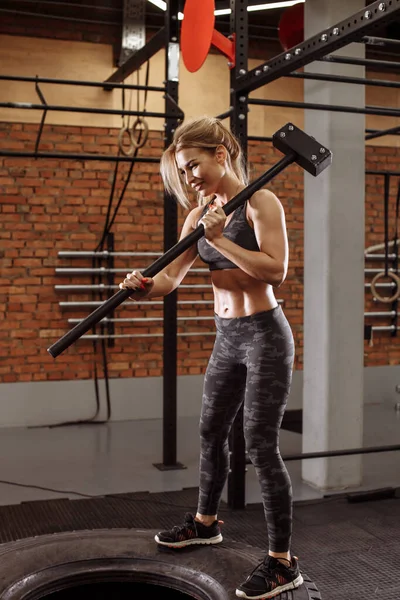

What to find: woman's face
left=175, top=146, right=226, bottom=197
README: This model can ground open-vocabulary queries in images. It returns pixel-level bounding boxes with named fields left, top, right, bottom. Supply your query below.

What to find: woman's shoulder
left=246, top=189, right=284, bottom=225
left=249, top=188, right=278, bottom=204
left=248, top=189, right=283, bottom=211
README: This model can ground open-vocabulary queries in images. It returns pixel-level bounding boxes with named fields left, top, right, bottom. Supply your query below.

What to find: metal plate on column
left=119, top=0, right=146, bottom=67
left=168, top=42, right=180, bottom=82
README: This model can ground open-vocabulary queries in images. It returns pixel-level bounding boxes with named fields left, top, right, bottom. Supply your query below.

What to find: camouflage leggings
left=197, top=306, right=295, bottom=552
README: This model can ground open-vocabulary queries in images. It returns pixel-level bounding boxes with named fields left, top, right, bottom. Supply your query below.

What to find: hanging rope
left=118, top=65, right=150, bottom=155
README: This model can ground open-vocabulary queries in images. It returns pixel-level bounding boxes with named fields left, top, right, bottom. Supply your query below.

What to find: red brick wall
left=1, top=122, right=399, bottom=383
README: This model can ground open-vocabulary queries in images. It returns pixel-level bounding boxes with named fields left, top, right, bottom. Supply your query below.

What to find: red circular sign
left=181, top=0, right=216, bottom=73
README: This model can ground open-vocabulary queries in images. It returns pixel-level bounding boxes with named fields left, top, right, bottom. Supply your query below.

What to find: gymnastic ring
left=118, top=126, right=135, bottom=157
left=370, top=271, right=400, bottom=303
left=130, top=116, right=149, bottom=150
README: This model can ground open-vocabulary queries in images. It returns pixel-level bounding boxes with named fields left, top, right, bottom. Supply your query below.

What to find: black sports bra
left=197, top=201, right=260, bottom=271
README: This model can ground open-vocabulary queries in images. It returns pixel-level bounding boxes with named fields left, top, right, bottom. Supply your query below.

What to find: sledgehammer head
left=273, top=123, right=332, bottom=177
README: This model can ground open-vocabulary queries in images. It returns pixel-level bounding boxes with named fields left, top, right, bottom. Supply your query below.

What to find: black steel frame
left=235, top=0, right=400, bottom=94
left=157, top=0, right=184, bottom=471
left=227, top=0, right=248, bottom=509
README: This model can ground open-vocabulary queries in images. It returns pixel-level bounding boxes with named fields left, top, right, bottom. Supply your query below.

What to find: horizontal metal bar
left=68, top=316, right=215, bottom=324
left=365, top=254, right=397, bottom=260
left=362, top=35, right=400, bottom=46
left=58, top=251, right=163, bottom=258
left=366, top=169, right=400, bottom=176
left=366, top=128, right=400, bottom=137
left=365, top=268, right=398, bottom=274
left=58, top=299, right=284, bottom=308
left=0, top=151, right=160, bottom=163
left=365, top=124, right=400, bottom=141
left=277, top=444, right=400, bottom=463
left=59, top=301, right=214, bottom=307
left=56, top=283, right=213, bottom=290
left=248, top=136, right=273, bottom=143
left=319, top=53, right=400, bottom=75
left=0, top=102, right=173, bottom=119
left=0, top=74, right=165, bottom=92
left=55, top=268, right=208, bottom=274
left=56, top=283, right=211, bottom=291
left=248, top=98, right=400, bottom=118
left=287, top=70, right=400, bottom=90
left=372, top=325, right=399, bottom=331
left=365, top=283, right=396, bottom=288
left=364, top=310, right=396, bottom=318
left=81, top=333, right=217, bottom=339
left=365, top=311, right=396, bottom=317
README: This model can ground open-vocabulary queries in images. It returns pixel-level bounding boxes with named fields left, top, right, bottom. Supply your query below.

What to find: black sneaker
left=154, top=512, right=223, bottom=548
left=236, top=555, right=303, bottom=599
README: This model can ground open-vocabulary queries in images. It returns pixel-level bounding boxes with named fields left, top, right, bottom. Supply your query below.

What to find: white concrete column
left=302, top=0, right=365, bottom=490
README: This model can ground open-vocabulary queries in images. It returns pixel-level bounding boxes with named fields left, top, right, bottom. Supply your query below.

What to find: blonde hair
left=160, top=116, right=248, bottom=209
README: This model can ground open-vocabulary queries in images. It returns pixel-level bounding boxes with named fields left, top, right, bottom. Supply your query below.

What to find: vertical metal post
left=227, top=0, right=248, bottom=509
left=107, top=232, right=115, bottom=346
left=230, top=0, right=249, bottom=165
left=155, top=0, right=186, bottom=470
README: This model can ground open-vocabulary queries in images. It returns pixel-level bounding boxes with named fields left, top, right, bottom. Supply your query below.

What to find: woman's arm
left=202, top=190, right=289, bottom=287
left=120, top=205, right=203, bottom=298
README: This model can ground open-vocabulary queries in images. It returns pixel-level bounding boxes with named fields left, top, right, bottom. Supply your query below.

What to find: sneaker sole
left=154, top=533, right=223, bottom=548
left=235, top=574, right=304, bottom=599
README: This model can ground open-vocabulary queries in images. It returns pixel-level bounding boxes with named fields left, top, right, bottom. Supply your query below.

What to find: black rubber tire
left=0, top=529, right=321, bottom=599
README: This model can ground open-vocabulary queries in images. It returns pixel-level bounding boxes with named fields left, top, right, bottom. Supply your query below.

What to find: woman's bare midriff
left=211, top=269, right=278, bottom=318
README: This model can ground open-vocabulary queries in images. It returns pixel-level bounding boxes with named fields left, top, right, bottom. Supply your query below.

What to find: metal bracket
left=34, top=77, right=48, bottom=153
left=105, top=27, right=166, bottom=85
left=118, top=0, right=146, bottom=67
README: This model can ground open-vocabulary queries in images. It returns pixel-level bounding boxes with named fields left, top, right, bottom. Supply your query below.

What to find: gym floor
left=0, top=401, right=398, bottom=600
left=0, top=401, right=398, bottom=506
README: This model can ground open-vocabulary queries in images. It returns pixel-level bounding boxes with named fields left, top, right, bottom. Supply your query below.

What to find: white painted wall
left=0, top=367, right=399, bottom=428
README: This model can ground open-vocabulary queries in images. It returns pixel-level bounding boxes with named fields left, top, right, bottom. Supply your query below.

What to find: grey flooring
left=0, top=402, right=398, bottom=506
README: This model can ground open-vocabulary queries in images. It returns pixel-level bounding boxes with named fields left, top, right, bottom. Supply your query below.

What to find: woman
left=120, top=117, right=303, bottom=599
